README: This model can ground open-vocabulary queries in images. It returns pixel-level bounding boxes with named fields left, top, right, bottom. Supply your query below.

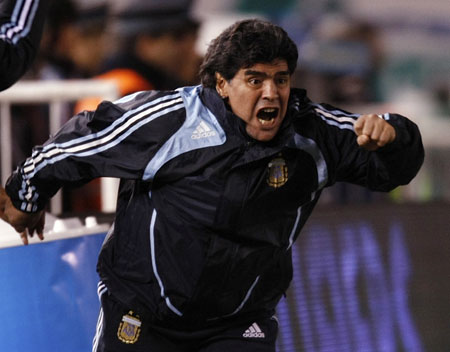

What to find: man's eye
left=277, top=78, right=288, bottom=85
left=249, top=78, right=262, bottom=85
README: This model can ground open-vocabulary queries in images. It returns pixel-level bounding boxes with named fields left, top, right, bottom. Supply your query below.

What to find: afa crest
left=117, top=311, right=142, bottom=344
left=267, top=156, right=288, bottom=188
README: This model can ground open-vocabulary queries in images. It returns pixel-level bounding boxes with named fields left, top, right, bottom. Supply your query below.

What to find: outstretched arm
left=289, top=88, right=424, bottom=191
left=0, top=186, right=45, bottom=245
left=4, top=90, right=184, bottom=242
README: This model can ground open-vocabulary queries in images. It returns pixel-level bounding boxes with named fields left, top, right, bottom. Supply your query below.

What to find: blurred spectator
left=36, top=0, right=109, bottom=80
left=297, top=15, right=386, bottom=204
left=70, top=0, right=202, bottom=212
left=297, top=14, right=384, bottom=104
left=74, top=0, right=201, bottom=117
left=0, top=0, right=50, bottom=91
left=10, top=0, right=110, bottom=157
left=65, top=2, right=109, bottom=77
left=99, top=0, right=201, bottom=94
left=6, top=0, right=110, bottom=213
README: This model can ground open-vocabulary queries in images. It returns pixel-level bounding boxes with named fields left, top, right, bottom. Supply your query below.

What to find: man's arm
left=0, top=0, right=50, bottom=91
left=3, top=90, right=185, bottom=243
left=289, top=89, right=424, bottom=191
left=341, top=111, right=423, bottom=191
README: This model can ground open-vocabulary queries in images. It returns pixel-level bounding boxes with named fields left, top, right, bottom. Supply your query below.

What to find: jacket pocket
left=185, top=235, right=278, bottom=320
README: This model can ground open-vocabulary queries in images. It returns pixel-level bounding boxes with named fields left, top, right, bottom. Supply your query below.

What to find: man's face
left=216, top=60, right=291, bottom=142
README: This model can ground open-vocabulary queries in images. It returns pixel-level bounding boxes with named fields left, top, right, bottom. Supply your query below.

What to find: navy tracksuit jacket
left=6, top=85, right=424, bottom=329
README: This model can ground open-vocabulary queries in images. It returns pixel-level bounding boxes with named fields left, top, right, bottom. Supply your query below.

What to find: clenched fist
left=353, top=114, right=396, bottom=151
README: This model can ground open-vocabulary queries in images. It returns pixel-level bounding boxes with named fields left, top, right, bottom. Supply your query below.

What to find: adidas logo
left=243, top=322, right=265, bottom=338
left=191, top=121, right=216, bottom=139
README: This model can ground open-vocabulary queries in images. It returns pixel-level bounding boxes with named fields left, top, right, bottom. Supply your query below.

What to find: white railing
left=0, top=79, right=120, bottom=214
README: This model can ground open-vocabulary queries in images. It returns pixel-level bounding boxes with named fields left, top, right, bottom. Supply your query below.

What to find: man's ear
left=215, top=72, right=228, bottom=99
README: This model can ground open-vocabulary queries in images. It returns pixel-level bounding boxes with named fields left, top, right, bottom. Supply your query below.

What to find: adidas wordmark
left=243, top=322, right=265, bottom=338
left=191, top=121, right=216, bottom=139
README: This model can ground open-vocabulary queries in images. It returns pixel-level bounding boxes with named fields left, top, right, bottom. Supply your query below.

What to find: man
left=0, top=0, right=50, bottom=91
left=0, top=19, right=423, bottom=351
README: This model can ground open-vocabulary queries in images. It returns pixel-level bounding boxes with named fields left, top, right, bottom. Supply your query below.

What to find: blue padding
left=0, top=233, right=106, bottom=352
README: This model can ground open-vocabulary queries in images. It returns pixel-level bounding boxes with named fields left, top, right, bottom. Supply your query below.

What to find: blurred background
left=2, top=0, right=449, bottom=208
left=0, top=0, right=449, bottom=351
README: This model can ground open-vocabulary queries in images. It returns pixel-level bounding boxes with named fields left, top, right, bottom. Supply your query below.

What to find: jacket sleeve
left=0, top=0, right=50, bottom=91
left=5, top=90, right=185, bottom=212
left=334, top=112, right=424, bottom=191
left=290, top=89, right=424, bottom=192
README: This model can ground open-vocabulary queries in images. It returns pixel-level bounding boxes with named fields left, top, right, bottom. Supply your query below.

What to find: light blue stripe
left=21, top=94, right=183, bottom=209
left=291, top=135, right=328, bottom=189
left=143, top=85, right=226, bottom=180
left=311, top=102, right=360, bottom=118
left=12, top=0, right=39, bottom=44
left=208, top=275, right=261, bottom=321
left=1, top=0, right=35, bottom=43
left=149, top=209, right=183, bottom=316
left=287, top=206, right=302, bottom=250
left=0, top=0, right=24, bottom=35
left=92, top=308, right=103, bottom=352
left=27, top=103, right=184, bottom=178
left=26, top=92, right=181, bottom=160
left=11, top=0, right=25, bottom=23
left=287, top=191, right=318, bottom=250
left=25, top=94, right=181, bottom=169
left=225, top=276, right=260, bottom=317
left=317, top=115, right=355, bottom=131
left=113, top=90, right=144, bottom=105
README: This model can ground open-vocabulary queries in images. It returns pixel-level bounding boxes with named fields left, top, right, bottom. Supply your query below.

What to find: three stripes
left=0, top=0, right=40, bottom=44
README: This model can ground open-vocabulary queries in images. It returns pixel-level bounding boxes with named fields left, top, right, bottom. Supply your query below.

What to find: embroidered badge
left=267, top=156, right=288, bottom=188
left=117, top=311, right=142, bottom=344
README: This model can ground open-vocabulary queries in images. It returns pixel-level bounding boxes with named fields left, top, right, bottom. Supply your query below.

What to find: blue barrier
left=1, top=202, right=449, bottom=351
left=0, top=233, right=106, bottom=352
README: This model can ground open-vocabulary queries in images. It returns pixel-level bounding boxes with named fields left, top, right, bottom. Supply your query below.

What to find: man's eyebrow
left=244, top=70, right=265, bottom=76
left=244, top=70, right=290, bottom=76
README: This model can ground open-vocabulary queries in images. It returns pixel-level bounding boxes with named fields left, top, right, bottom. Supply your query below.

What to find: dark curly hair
left=199, top=19, right=298, bottom=88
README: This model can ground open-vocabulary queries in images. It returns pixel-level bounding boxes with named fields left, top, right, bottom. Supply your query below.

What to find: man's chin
left=246, top=126, right=278, bottom=142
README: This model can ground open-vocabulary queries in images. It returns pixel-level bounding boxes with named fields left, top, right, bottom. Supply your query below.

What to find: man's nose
left=262, top=80, right=278, bottom=100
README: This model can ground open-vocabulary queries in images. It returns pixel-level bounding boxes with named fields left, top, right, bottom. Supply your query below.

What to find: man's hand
left=0, top=186, right=45, bottom=245
left=353, top=114, right=396, bottom=151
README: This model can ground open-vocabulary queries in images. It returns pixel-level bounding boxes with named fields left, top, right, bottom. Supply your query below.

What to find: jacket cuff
left=376, top=113, right=413, bottom=153
left=5, top=169, right=47, bottom=213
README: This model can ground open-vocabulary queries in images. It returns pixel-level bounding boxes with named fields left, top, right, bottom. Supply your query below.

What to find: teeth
left=257, top=107, right=278, bottom=124
left=258, top=118, right=274, bottom=125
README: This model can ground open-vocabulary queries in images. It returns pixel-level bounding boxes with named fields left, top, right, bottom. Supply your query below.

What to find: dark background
left=276, top=202, right=450, bottom=352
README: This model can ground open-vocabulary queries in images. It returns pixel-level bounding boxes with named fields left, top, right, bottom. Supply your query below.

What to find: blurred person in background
left=36, top=0, right=109, bottom=80
left=1, top=0, right=55, bottom=176
left=296, top=15, right=386, bottom=203
left=0, top=0, right=50, bottom=91
left=91, top=0, right=201, bottom=98
left=299, top=15, right=384, bottom=105
left=18, top=0, right=110, bottom=212
left=0, top=19, right=423, bottom=351
left=6, top=0, right=110, bottom=207
left=71, top=0, right=202, bottom=212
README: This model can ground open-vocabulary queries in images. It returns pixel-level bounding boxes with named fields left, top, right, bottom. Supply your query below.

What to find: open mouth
left=257, top=108, right=279, bottom=125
